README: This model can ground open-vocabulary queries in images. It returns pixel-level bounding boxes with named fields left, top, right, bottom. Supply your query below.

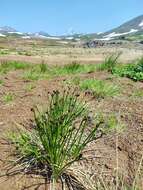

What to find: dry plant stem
left=50, top=177, right=56, bottom=190
left=115, top=133, right=119, bottom=190
left=132, top=154, right=143, bottom=189
left=115, top=112, right=120, bottom=190
left=45, top=177, right=48, bottom=190
left=61, top=176, right=66, bottom=190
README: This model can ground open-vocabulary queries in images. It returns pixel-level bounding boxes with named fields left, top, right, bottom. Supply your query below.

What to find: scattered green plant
left=18, top=50, right=32, bottom=56
left=132, top=88, right=143, bottom=97
left=0, top=50, right=9, bottom=55
left=72, top=79, right=120, bottom=98
left=0, top=79, right=4, bottom=85
left=3, top=93, right=14, bottom=103
left=25, top=83, right=36, bottom=92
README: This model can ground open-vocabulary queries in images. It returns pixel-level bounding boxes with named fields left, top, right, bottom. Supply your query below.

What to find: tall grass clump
left=63, top=61, right=82, bottom=74
left=4, top=90, right=104, bottom=189
left=54, top=61, right=85, bottom=75
left=39, top=62, right=49, bottom=73
left=23, top=69, right=41, bottom=80
left=53, top=62, right=97, bottom=76
left=98, top=53, right=121, bottom=73
left=23, top=64, right=49, bottom=81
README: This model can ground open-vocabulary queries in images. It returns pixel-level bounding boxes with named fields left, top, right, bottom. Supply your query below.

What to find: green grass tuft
left=98, top=53, right=121, bottom=73
left=23, top=70, right=41, bottom=81
left=69, top=78, right=120, bottom=98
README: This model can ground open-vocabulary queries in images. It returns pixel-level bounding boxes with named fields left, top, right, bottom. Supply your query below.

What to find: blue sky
left=0, top=0, right=143, bottom=35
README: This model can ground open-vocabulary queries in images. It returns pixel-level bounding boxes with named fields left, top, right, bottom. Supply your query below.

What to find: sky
left=0, top=0, right=143, bottom=35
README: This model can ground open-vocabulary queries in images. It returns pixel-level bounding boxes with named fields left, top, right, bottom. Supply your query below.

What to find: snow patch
left=97, top=32, right=103, bottom=35
left=0, top=33, right=6, bottom=37
left=22, top=36, right=31, bottom=39
left=58, top=41, right=68, bottom=44
left=33, top=34, right=61, bottom=40
left=129, top=29, right=138, bottom=33
left=104, top=29, right=138, bottom=39
left=65, top=37, right=74, bottom=40
left=8, top=32, right=23, bottom=35
left=139, top=20, right=143, bottom=27
left=46, top=36, right=61, bottom=40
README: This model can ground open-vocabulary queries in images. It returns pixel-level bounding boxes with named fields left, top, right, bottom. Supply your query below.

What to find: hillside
left=79, top=15, right=143, bottom=41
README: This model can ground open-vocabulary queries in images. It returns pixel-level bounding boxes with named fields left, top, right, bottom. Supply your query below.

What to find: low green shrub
left=113, top=58, right=143, bottom=81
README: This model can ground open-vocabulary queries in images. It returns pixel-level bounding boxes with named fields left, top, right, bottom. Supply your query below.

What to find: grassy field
left=0, top=41, right=143, bottom=190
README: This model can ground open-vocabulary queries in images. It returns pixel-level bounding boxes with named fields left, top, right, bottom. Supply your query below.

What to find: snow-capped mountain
left=0, top=27, right=63, bottom=40
left=77, top=15, right=143, bottom=41
left=0, top=26, right=17, bottom=33
left=0, top=15, right=143, bottom=41
left=100, top=15, right=143, bottom=40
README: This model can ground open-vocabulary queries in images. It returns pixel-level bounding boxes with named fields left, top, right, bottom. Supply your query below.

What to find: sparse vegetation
left=23, top=69, right=41, bottom=81
left=3, top=93, right=14, bottom=103
left=25, top=83, right=36, bottom=92
left=69, top=78, right=120, bottom=98
left=74, top=156, right=143, bottom=190
left=0, top=61, right=31, bottom=74
left=53, top=62, right=97, bottom=76
left=132, top=88, right=143, bottom=97
left=0, top=50, right=9, bottom=55
left=17, top=50, right=33, bottom=56
left=0, top=79, right=4, bottom=85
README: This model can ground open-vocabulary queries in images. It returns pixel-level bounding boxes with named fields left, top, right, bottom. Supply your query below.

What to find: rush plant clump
left=4, top=89, right=104, bottom=190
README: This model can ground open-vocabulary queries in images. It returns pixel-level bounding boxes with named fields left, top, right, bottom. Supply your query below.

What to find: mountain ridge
left=0, top=15, right=143, bottom=40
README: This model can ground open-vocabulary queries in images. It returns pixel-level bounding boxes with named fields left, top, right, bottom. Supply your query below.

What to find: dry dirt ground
left=0, top=46, right=143, bottom=189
